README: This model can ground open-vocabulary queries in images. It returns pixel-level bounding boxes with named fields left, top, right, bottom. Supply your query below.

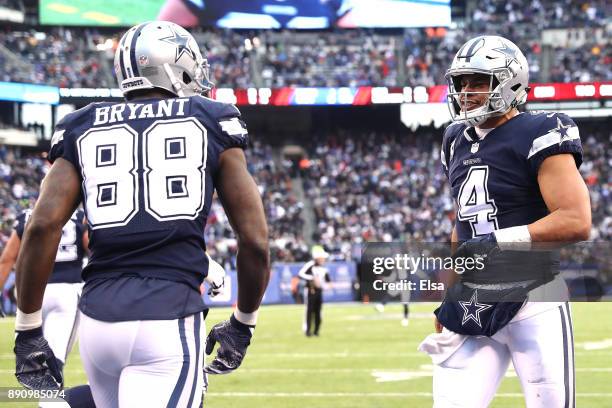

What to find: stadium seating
left=1, top=126, right=608, bottom=264
left=0, top=0, right=609, bottom=88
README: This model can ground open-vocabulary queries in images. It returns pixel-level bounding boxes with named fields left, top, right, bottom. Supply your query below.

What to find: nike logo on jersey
left=93, top=98, right=189, bottom=126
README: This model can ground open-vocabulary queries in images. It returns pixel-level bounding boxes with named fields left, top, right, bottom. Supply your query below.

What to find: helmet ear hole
left=451, top=77, right=462, bottom=92
left=182, top=72, right=192, bottom=85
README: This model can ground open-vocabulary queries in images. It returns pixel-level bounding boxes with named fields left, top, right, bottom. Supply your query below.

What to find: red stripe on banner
left=207, top=82, right=612, bottom=105
left=427, top=85, right=448, bottom=103
left=270, top=88, right=294, bottom=106
left=353, top=87, right=372, bottom=105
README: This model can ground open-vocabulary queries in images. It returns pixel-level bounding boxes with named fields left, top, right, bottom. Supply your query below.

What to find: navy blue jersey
left=49, top=95, right=248, bottom=321
left=441, top=112, right=583, bottom=242
left=15, top=209, right=86, bottom=284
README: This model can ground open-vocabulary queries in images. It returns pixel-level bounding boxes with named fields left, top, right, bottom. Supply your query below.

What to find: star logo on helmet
left=492, top=43, right=519, bottom=67
left=160, top=26, right=196, bottom=63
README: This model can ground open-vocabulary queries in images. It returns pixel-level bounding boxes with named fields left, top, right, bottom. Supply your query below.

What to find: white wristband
left=494, top=225, right=531, bottom=250
left=234, top=309, right=258, bottom=326
left=15, top=308, right=43, bottom=331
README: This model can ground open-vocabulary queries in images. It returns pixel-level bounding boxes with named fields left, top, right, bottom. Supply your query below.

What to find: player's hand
left=204, top=314, right=254, bottom=374
left=434, top=317, right=443, bottom=333
left=14, top=327, right=63, bottom=390
left=453, top=233, right=501, bottom=267
left=205, top=255, right=226, bottom=298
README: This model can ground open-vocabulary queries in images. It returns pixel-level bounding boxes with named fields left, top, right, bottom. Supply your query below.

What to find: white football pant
left=433, top=302, right=574, bottom=408
left=42, top=283, right=82, bottom=363
left=79, top=312, right=205, bottom=408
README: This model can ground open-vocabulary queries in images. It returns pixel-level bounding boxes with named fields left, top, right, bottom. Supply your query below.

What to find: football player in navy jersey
left=419, top=36, right=590, bottom=407
left=1, top=207, right=87, bottom=381
left=13, top=21, right=270, bottom=408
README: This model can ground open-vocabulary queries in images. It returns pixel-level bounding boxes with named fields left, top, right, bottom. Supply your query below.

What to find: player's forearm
left=15, top=223, right=62, bottom=313
left=0, top=263, right=12, bottom=291
left=236, top=240, right=270, bottom=313
left=528, top=208, right=591, bottom=243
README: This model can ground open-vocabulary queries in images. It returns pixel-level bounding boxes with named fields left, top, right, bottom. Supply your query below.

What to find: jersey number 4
left=457, top=165, right=499, bottom=237
left=76, top=118, right=207, bottom=229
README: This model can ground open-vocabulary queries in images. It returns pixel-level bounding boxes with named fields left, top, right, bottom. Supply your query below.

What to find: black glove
left=14, top=327, right=63, bottom=390
left=204, top=314, right=254, bottom=374
left=454, top=233, right=501, bottom=267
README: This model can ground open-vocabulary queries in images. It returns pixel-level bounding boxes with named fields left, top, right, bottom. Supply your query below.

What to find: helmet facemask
left=446, top=68, right=514, bottom=127
left=162, top=56, right=213, bottom=97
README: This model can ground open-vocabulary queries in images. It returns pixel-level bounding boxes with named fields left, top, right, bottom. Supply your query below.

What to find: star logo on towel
left=459, top=290, right=492, bottom=328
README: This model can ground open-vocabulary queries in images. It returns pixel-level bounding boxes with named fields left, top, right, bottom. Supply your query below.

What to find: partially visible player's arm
left=528, top=154, right=591, bottom=242
left=205, top=148, right=270, bottom=375
left=15, top=158, right=81, bottom=314
left=215, top=148, right=270, bottom=315
left=0, top=231, right=20, bottom=291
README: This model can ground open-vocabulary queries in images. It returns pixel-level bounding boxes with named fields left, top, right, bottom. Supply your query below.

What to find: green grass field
left=1, top=302, right=611, bottom=407
left=39, top=0, right=164, bottom=26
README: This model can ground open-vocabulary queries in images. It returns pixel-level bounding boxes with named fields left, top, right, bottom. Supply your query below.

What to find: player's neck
left=477, top=108, right=520, bottom=130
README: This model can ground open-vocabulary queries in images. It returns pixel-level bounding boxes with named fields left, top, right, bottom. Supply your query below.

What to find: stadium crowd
left=204, top=139, right=309, bottom=269
left=300, top=126, right=611, bottom=259
left=0, top=28, right=108, bottom=87
left=0, top=0, right=609, bottom=88
left=1, top=124, right=609, bottom=265
left=0, top=145, right=46, bottom=248
left=301, top=131, right=454, bottom=260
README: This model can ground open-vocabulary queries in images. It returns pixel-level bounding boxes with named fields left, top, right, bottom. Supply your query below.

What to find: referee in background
left=298, top=246, right=330, bottom=337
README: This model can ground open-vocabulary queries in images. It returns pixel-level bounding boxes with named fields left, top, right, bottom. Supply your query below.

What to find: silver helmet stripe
left=120, top=22, right=147, bottom=79
left=118, top=30, right=128, bottom=79
left=457, top=36, right=485, bottom=63
left=128, top=23, right=148, bottom=78
left=120, top=27, right=137, bottom=78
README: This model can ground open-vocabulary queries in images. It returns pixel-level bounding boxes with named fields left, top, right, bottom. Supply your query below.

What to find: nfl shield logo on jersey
left=470, top=142, right=479, bottom=153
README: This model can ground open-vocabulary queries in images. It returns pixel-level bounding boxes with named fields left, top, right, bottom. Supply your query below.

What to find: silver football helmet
left=446, top=35, right=530, bottom=127
left=114, top=21, right=213, bottom=97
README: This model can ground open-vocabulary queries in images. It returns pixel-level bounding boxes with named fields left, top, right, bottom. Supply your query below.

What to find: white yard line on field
left=577, top=338, right=612, bottom=350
